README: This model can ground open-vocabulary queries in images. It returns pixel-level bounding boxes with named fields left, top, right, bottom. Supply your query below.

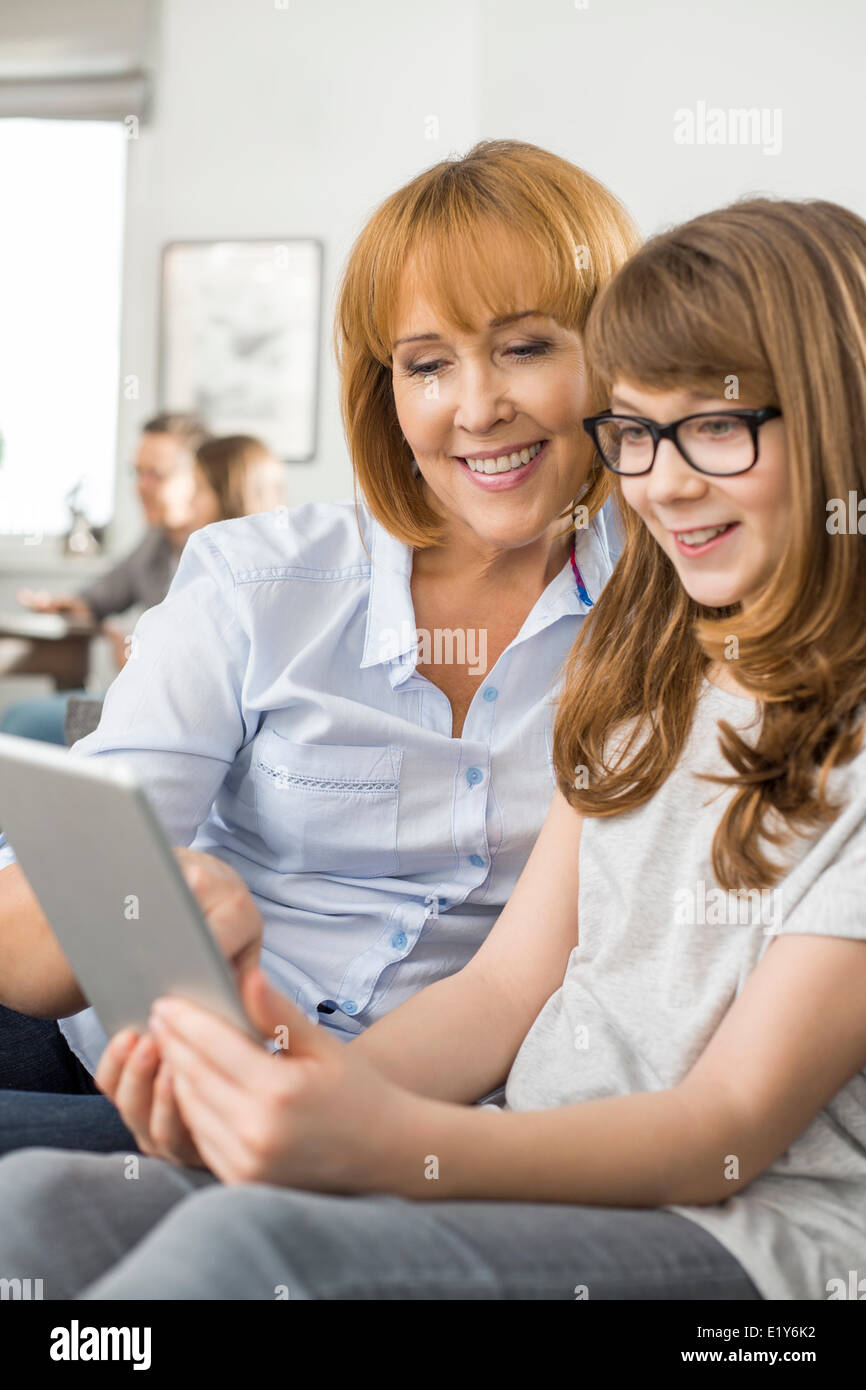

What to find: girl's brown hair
left=195, top=435, right=285, bottom=520
left=554, top=197, right=866, bottom=890
left=334, top=138, right=640, bottom=548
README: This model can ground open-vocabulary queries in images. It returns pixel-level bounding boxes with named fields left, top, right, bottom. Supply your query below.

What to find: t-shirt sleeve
left=770, top=756, right=866, bottom=944
left=0, top=527, right=252, bottom=870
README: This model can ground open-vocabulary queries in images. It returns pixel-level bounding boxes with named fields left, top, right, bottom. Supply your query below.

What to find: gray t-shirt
left=505, top=678, right=866, bottom=1300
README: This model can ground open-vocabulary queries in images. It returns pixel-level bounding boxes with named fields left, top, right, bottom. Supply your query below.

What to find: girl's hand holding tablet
left=97, top=1027, right=204, bottom=1168
left=147, top=969, right=420, bottom=1191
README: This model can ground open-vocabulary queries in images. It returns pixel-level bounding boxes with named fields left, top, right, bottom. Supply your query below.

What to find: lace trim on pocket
left=257, top=760, right=398, bottom=795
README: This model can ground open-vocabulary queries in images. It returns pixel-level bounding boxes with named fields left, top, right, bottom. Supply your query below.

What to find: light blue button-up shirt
left=0, top=497, right=616, bottom=1073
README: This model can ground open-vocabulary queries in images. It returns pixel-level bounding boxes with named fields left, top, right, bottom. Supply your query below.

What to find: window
left=0, top=118, right=126, bottom=539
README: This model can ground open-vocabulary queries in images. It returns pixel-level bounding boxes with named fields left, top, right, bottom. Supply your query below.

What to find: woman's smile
left=455, top=438, right=549, bottom=490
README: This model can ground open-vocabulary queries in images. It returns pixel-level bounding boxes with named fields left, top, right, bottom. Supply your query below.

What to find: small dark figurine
left=62, top=479, right=104, bottom=556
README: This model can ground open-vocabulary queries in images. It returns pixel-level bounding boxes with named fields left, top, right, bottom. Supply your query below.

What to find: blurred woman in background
left=191, top=434, right=287, bottom=525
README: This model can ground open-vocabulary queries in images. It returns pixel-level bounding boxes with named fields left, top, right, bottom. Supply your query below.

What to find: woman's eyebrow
left=394, top=310, right=543, bottom=348
left=489, top=309, right=545, bottom=328
left=393, top=331, right=441, bottom=347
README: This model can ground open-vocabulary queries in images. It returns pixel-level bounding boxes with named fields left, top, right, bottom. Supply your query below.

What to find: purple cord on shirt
left=569, top=540, right=593, bottom=608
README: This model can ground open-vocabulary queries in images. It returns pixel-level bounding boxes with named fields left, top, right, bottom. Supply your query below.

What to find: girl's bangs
left=585, top=249, right=776, bottom=403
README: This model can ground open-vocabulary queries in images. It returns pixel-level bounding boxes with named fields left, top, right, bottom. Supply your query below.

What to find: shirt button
left=342, top=1000, right=358, bottom=1015
left=482, top=686, right=499, bottom=702
left=466, top=766, right=483, bottom=786
left=469, top=853, right=485, bottom=868
left=391, top=931, right=407, bottom=950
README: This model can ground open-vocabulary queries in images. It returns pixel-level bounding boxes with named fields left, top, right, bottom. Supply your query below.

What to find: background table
left=0, top=613, right=95, bottom=692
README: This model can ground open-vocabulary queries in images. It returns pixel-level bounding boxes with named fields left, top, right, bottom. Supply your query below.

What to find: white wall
left=481, top=0, right=866, bottom=234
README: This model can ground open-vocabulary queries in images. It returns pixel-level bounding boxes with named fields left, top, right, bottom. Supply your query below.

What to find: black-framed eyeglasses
left=582, top=407, right=782, bottom=477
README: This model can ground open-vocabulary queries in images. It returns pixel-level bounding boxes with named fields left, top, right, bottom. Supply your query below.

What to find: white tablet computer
left=0, top=731, right=261, bottom=1043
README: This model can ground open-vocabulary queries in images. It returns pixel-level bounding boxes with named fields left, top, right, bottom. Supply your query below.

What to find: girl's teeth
left=465, top=441, right=544, bottom=473
left=678, top=524, right=729, bottom=545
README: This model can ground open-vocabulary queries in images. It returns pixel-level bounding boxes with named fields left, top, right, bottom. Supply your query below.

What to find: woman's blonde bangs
left=375, top=218, right=592, bottom=361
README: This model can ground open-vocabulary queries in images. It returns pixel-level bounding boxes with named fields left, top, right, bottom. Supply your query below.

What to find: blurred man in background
left=1, top=413, right=210, bottom=743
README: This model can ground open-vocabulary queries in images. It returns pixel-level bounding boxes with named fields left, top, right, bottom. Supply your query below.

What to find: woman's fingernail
left=149, top=1014, right=165, bottom=1035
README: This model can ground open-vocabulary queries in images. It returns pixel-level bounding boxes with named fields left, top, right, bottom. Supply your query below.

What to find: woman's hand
left=94, top=848, right=264, bottom=1164
left=16, top=588, right=94, bottom=622
left=149, top=968, right=423, bottom=1192
left=171, top=848, right=264, bottom=982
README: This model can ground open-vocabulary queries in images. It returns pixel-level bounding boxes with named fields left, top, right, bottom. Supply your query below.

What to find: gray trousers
left=0, top=1148, right=761, bottom=1300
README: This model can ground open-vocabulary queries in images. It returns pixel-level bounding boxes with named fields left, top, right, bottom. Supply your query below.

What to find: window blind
left=0, top=0, right=154, bottom=121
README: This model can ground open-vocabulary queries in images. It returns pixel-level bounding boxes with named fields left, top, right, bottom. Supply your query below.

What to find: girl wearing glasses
left=1, top=197, right=864, bottom=1302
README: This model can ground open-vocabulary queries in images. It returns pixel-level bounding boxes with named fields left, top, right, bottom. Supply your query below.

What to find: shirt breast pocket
left=254, top=731, right=402, bottom=877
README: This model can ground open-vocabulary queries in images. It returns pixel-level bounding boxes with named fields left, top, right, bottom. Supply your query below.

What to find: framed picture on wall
left=159, top=238, right=323, bottom=461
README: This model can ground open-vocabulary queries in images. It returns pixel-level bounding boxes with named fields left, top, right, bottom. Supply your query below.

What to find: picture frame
left=159, top=238, right=323, bottom=462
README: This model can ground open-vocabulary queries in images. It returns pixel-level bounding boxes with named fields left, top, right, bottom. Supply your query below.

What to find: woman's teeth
left=676, top=523, right=731, bottom=546
left=464, top=441, right=545, bottom=474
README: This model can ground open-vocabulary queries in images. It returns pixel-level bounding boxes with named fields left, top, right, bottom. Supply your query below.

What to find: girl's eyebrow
left=393, top=309, right=544, bottom=348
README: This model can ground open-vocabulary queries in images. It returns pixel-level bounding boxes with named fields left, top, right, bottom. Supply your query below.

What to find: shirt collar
left=359, top=508, right=613, bottom=685
left=360, top=515, right=418, bottom=686
left=506, top=512, right=612, bottom=649
left=574, top=506, right=614, bottom=609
